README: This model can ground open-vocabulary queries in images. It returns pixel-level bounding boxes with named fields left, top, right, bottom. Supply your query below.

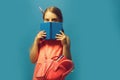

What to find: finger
left=39, top=31, right=46, bottom=36
left=40, top=36, right=45, bottom=39
left=55, top=36, right=63, bottom=40
left=56, top=38, right=62, bottom=40
left=56, top=33, right=63, bottom=35
left=55, top=35, right=63, bottom=38
left=37, top=33, right=46, bottom=39
left=40, top=34, right=46, bottom=38
left=56, top=34, right=62, bottom=37
left=40, top=31, right=46, bottom=34
left=43, top=32, right=46, bottom=35
left=39, top=30, right=45, bottom=33
left=42, top=34, right=46, bottom=37
left=60, top=30, right=64, bottom=35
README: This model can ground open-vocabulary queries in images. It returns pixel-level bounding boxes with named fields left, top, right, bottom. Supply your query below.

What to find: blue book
left=40, top=22, right=63, bottom=40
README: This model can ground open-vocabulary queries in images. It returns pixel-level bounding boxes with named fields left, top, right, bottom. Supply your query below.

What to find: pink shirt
left=33, top=40, right=74, bottom=80
left=37, top=40, right=63, bottom=63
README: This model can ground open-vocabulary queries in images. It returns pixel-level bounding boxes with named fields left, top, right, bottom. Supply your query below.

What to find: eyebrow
left=52, top=18, right=58, bottom=20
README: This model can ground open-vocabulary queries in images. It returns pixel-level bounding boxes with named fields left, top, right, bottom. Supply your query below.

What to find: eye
left=52, top=18, right=58, bottom=22
left=44, top=19, right=49, bottom=22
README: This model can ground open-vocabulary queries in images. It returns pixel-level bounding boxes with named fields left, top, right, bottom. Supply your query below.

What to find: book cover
left=40, top=22, right=63, bottom=39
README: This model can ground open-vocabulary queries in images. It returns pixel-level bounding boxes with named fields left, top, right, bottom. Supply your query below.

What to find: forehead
left=44, top=11, right=58, bottom=18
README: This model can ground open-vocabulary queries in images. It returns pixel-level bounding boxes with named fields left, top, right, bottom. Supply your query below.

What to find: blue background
left=0, top=0, right=120, bottom=80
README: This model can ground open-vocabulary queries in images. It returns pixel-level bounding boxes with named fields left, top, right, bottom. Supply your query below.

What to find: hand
left=56, top=31, right=67, bottom=46
left=35, top=31, right=46, bottom=43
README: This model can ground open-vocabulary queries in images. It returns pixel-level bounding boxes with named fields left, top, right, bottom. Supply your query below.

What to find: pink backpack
left=36, top=56, right=74, bottom=80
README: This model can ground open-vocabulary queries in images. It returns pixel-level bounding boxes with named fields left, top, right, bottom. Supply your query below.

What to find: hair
left=43, top=6, right=63, bottom=22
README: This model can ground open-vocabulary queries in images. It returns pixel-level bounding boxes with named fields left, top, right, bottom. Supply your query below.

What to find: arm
left=56, top=31, right=72, bottom=60
left=30, top=31, right=46, bottom=63
left=62, top=36, right=72, bottom=60
left=30, top=37, right=39, bottom=63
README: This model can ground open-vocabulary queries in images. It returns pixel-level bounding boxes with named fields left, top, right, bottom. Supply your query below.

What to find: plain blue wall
left=0, top=0, right=120, bottom=80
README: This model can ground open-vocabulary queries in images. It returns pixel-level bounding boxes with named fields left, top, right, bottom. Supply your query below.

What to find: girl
left=30, top=6, right=73, bottom=80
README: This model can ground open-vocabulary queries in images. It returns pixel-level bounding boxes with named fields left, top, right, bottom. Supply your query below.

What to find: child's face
left=44, top=11, right=60, bottom=22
